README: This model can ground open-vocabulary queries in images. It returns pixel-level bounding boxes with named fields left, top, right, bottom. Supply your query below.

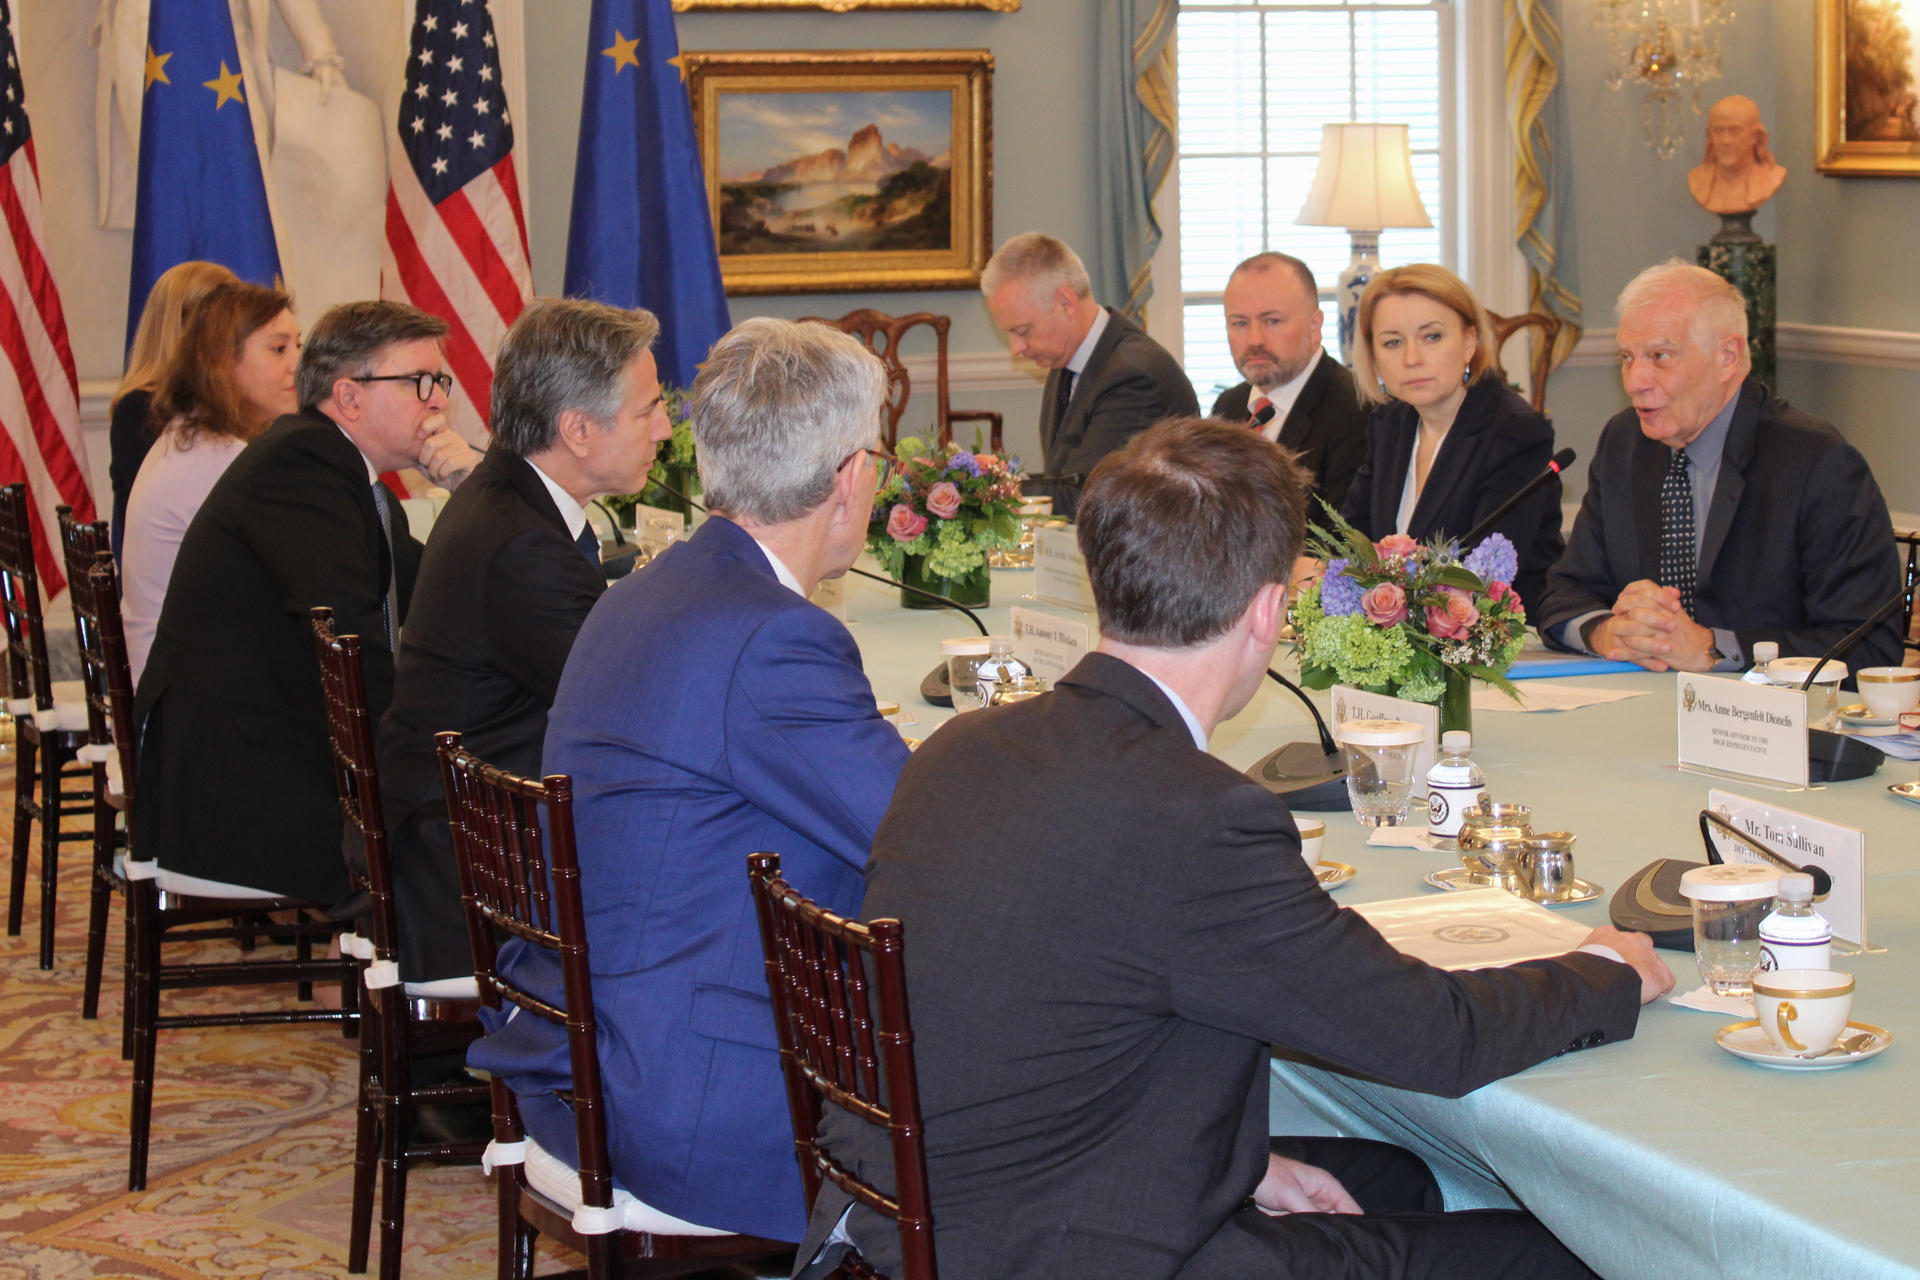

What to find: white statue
left=93, top=0, right=388, bottom=336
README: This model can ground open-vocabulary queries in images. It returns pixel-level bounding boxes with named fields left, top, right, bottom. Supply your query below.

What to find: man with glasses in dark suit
left=134, top=300, right=462, bottom=906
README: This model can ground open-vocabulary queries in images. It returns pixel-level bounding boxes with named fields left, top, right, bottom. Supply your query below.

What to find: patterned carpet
left=0, top=755, right=785, bottom=1279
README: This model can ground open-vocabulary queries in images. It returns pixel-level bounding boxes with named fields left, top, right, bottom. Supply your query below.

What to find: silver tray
left=1422, top=865, right=1602, bottom=907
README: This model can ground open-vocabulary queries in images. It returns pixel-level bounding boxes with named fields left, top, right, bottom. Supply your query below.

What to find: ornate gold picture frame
left=685, top=50, right=993, bottom=294
left=675, top=1, right=1016, bottom=10
left=1815, top=0, right=1920, bottom=175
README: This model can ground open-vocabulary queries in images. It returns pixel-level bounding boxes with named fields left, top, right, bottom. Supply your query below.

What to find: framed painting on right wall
left=1817, top=0, right=1920, bottom=174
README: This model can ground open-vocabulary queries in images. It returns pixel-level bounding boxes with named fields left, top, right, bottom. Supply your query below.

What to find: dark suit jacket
left=467, top=516, right=910, bottom=1242
left=799, top=653, right=1641, bottom=1280
left=1340, top=377, right=1566, bottom=614
left=108, top=388, right=155, bottom=563
left=1538, top=379, right=1904, bottom=669
left=132, top=409, right=422, bottom=904
left=1034, top=307, right=1197, bottom=518
left=1210, top=353, right=1368, bottom=515
left=375, top=448, right=605, bottom=981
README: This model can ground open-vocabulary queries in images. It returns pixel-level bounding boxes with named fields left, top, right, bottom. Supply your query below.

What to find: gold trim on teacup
left=1858, top=669, right=1920, bottom=684
left=1752, top=975, right=1855, bottom=999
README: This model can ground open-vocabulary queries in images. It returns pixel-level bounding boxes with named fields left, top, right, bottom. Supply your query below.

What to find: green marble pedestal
left=1698, top=211, right=1776, bottom=388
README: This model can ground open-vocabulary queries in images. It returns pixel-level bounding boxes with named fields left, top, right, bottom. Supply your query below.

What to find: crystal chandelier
left=1597, top=0, right=1738, bottom=158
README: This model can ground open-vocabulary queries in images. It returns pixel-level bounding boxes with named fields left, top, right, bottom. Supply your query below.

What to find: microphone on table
left=589, top=499, right=639, bottom=581
left=1244, top=667, right=1351, bottom=811
left=650, top=479, right=990, bottom=704
left=1790, top=583, right=1909, bottom=783
left=1455, top=447, right=1577, bottom=551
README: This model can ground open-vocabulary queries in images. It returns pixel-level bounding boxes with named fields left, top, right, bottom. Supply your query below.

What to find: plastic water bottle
left=1760, top=872, right=1832, bottom=972
left=1741, top=640, right=1780, bottom=685
left=1426, top=731, right=1487, bottom=840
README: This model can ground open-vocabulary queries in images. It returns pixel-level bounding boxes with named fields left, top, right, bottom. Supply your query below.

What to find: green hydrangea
left=1396, top=670, right=1446, bottom=704
left=1302, top=613, right=1415, bottom=691
left=924, top=518, right=987, bottom=579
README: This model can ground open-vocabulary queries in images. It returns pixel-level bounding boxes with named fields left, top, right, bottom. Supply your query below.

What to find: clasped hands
left=1585, top=580, right=1717, bottom=672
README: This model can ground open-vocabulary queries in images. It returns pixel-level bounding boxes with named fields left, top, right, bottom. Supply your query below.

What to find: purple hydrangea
left=1464, top=533, right=1519, bottom=588
left=948, top=451, right=983, bottom=477
left=1320, top=557, right=1363, bottom=616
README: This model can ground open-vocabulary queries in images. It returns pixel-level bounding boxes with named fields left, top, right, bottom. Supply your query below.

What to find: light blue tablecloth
left=838, top=564, right=1920, bottom=1280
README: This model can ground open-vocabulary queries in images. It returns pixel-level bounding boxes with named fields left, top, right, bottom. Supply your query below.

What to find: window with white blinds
left=1176, top=1, right=1453, bottom=401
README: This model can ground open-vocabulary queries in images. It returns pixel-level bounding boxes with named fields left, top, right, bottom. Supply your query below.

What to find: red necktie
left=1248, top=395, right=1273, bottom=431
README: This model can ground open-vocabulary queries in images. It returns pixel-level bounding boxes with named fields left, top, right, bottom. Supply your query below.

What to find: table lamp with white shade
left=1295, top=123, right=1433, bottom=366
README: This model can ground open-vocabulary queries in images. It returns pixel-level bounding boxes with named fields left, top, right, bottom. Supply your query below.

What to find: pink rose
left=886, top=503, right=928, bottom=542
left=1359, top=582, right=1408, bottom=627
left=1424, top=587, right=1480, bottom=641
left=1487, top=580, right=1512, bottom=603
left=925, top=481, right=963, bottom=520
left=1376, top=533, right=1420, bottom=559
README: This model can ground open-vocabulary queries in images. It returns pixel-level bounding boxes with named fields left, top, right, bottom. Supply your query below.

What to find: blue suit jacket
left=468, top=516, right=910, bottom=1240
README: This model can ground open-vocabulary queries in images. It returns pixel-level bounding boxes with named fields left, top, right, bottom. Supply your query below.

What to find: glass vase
left=899, top=553, right=990, bottom=610
left=1439, top=665, right=1473, bottom=738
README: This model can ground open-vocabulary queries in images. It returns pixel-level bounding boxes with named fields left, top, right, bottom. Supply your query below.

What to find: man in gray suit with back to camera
left=982, top=231, right=1197, bottom=518
left=795, top=417, right=1673, bottom=1280
left=1211, top=250, right=1368, bottom=515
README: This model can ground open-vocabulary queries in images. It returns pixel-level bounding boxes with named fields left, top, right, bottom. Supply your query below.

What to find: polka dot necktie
left=1248, top=395, right=1273, bottom=431
left=1657, top=447, right=1696, bottom=615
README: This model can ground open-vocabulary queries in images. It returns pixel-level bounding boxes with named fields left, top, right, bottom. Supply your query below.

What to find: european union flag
left=564, top=0, right=730, bottom=389
left=126, top=0, right=281, bottom=349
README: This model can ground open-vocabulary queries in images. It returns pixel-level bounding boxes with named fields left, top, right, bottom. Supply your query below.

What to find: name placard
left=1706, top=788, right=1868, bottom=945
left=1675, top=674, right=1809, bottom=787
left=631, top=502, right=687, bottom=553
left=1032, top=525, right=1096, bottom=614
left=1331, top=684, right=1439, bottom=798
left=1010, top=604, right=1091, bottom=683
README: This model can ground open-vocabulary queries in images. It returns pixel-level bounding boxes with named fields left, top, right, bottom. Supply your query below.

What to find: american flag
left=382, top=0, right=532, bottom=445
left=0, top=0, right=93, bottom=593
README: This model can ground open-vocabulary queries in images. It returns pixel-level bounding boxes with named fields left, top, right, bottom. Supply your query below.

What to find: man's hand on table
left=1584, top=580, right=1717, bottom=673
left=1252, top=1153, right=1362, bottom=1216
left=1581, top=927, right=1674, bottom=1004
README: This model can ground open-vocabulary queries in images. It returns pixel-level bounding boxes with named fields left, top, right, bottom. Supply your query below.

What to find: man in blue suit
left=468, top=316, right=910, bottom=1241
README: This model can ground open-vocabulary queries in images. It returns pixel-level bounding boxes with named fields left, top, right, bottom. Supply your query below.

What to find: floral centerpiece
left=1291, top=508, right=1529, bottom=734
left=867, top=435, right=1025, bottom=609
left=603, top=386, right=699, bottom=523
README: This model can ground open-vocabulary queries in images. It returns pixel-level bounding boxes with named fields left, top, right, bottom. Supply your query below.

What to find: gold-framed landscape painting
left=684, top=50, right=993, bottom=294
left=675, top=1, right=1016, bottom=10
left=1816, top=0, right=1920, bottom=174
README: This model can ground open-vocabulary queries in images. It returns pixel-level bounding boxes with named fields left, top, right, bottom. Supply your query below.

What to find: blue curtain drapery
left=1093, top=0, right=1177, bottom=323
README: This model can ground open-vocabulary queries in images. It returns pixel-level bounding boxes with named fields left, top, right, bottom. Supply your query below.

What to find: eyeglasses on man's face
left=840, top=446, right=895, bottom=488
left=354, top=371, right=455, bottom=402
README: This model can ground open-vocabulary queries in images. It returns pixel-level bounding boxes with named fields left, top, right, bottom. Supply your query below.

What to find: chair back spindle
left=749, top=851, right=937, bottom=1279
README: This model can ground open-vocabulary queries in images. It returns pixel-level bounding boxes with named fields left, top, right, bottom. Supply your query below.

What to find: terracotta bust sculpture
left=1687, top=95, right=1787, bottom=215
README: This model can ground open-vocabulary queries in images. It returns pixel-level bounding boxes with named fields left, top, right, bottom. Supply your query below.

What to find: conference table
left=834, top=559, right=1920, bottom=1280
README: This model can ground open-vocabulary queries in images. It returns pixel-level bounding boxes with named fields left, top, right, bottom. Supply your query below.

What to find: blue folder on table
left=1507, top=656, right=1646, bottom=680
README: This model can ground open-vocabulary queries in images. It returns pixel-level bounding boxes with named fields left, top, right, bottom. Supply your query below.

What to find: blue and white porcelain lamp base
left=1335, top=228, right=1382, bottom=368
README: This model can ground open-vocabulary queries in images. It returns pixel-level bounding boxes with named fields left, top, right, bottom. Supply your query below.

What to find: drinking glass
left=1337, top=720, right=1426, bottom=827
left=1680, top=864, right=1779, bottom=996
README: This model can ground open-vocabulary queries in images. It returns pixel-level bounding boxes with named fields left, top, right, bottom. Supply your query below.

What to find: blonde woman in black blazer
left=1339, top=265, right=1564, bottom=613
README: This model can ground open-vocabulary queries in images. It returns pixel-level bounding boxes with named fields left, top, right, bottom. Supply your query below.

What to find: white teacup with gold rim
left=1857, top=666, right=1920, bottom=721
left=1296, top=817, right=1325, bottom=869
left=1753, top=969, right=1854, bottom=1058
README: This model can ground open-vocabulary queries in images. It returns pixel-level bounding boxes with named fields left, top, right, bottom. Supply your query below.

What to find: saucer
left=1839, top=704, right=1899, bottom=729
left=1889, top=781, right=1920, bottom=808
left=1314, top=860, right=1356, bottom=890
left=1715, top=1019, right=1892, bottom=1070
left=1423, top=866, right=1602, bottom=906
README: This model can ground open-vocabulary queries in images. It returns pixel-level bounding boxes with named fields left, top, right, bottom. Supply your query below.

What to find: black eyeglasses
left=840, top=446, right=895, bottom=487
left=353, top=371, right=454, bottom=402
